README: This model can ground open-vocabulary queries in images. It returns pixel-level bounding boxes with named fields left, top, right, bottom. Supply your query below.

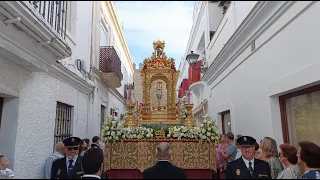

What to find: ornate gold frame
left=138, top=40, right=180, bottom=124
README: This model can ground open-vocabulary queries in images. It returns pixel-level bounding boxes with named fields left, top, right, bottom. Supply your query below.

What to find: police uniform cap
left=237, top=136, right=256, bottom=147
left=63, top=137, right=81, bottom=147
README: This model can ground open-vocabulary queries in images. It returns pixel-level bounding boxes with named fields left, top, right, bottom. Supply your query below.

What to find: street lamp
left=186, top=51, right=199, bottom=66
left=186, top=51, right=208, bottom=74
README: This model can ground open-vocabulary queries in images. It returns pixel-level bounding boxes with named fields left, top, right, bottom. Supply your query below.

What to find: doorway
left=220, top=110, right=231, bottom=134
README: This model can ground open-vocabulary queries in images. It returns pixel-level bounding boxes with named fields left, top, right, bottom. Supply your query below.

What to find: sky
left=115, top=1, right=194, bottom=69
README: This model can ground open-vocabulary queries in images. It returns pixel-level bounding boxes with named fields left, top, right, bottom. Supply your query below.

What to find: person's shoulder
left=143, top=167, right=152, bottom=173
left=226, top=157, right=242, bottom=167
left=170, top=163, right=185, bottom=172
left=142, top=167, right=154, bottom=177
left=53, top=157, right=65, bottom=165
left=255, top=158, right=269, bottom=166
left=77, top=155, right=83, bottom=160
left=230, top=157, right=242, bottom=164
left=45, top=155, right=54, bottom=162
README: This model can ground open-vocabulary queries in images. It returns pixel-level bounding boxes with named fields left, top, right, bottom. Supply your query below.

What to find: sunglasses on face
left=67, top=147, right=79, bottom=151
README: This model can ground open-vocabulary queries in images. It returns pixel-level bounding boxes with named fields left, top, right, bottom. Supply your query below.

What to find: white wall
left=89, top=2, right=133, bottom=135
left=0, top=1, right=96, bottom=178
left=208, top=1, right=320, bottom=144
left=208, top=2, right=223, bottom=33
left=101, top=2, right=134, bottom=78
left=0, top=57, right=90, bottom=178
left=178, top=1, right=257, bottom=117
left=207, top=1, right=257, bottom=66
left=91, top=80, right=108, bottom=138
left=73, top=1, right=93, bottom=73
left=177, top=1, right=208, bottom=89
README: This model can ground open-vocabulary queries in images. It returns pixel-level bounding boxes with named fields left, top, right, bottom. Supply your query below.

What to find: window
left=220, top=110, right=231, bottom=134
left=100, top=105, right=106, bottom=133
left=66, top=1, right=72, bottom=32
left=279, top=85, right=320, bottom=145
left=110, top=108, right=115, bottom=116
left=54, top=102, right=73, bottom=147
left=0, top=97, right=3, bottom=131
left=100, top=18, right=110, bottom=46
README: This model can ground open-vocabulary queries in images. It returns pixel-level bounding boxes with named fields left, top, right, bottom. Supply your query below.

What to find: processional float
left=125, top=40, right=195, bottom=127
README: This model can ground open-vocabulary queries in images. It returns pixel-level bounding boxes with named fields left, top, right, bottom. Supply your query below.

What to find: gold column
left=126, top=101, right=136, bottom=127
left=184, top=104, right=194, bottom=126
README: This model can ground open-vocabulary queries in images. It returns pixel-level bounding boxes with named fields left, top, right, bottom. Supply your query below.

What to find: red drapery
left=107, top=169, right=213, bottom=179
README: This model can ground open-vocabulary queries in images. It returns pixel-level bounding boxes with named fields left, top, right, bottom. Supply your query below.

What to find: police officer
left=226, top=136, right=271, bottom=179
left=51, top=137, right=84, bottom=179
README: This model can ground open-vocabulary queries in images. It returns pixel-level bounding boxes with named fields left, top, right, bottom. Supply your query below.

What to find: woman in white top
left=277, top=144, right=301, bottom=179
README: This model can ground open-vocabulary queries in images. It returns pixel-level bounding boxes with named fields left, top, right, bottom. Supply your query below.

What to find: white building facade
left=88, top=1, right=134, bottom=138
left=179, top=1, right=320, bottom=146
left=0, top=1, right=133, bottom=178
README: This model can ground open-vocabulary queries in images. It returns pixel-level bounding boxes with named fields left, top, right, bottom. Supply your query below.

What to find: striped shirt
left=44, top=152, right=64, bottom=179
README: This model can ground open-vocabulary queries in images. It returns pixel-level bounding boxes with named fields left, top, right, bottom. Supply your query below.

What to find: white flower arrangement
left=101, top=114, right=220, bottom=143
left=102, top=116, right=155, bottom=142
left=101, top=116, right=125, bottom=142
left=165, top=114, right=219, bottom=142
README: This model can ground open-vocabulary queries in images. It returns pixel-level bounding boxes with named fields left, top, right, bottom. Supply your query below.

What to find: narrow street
left=0, top=1, right=320, bottom=179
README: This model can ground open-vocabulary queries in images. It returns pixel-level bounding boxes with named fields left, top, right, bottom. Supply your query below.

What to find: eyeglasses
left=67, top=147, right=79, bottom=151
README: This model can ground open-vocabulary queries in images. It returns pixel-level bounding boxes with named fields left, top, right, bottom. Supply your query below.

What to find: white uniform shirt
left=242, top=156, right=255, bottom=170
left=66, top=155, right=78, bottom=170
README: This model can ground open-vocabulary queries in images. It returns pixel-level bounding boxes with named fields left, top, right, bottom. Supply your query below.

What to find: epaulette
left=54, top=157, right=63, bottom=162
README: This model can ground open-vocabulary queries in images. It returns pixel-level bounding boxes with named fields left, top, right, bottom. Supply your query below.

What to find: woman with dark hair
left=297, top=141, right=320, bottom=179
left=79, top=139, right=88, bottom=156
left=277, top=144, right=301, bottom=179
left=84, top=138, right=90, bottom=147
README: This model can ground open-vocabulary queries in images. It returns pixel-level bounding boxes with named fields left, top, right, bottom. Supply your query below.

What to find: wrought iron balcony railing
left=26, top=1, right=68, bottom=39
left=99, top=46, right=123, bottom=81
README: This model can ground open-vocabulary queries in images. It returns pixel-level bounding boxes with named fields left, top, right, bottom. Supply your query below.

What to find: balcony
left=99, top=46, right=123, bottom=88
left=124, top=83, right=134, bottom=100
left=0, top=1, right=72, bottom=65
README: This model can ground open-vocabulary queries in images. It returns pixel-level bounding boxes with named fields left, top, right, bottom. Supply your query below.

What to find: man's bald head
left=156, top=142, right=171, bottom=160
left=55, top=142, right=66, bottom=155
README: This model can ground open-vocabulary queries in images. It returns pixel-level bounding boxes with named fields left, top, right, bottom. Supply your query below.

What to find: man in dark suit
left=90, top=136, right=107, bottom=179
left=143, top=142, right=186, bottom=179
left=51, top=137, right=84, bottom=179
left=82, top=148, right=106, bottom=179
left=91, top=136, right=101, bottom=149
left=226, top=136, right=271, bottom=179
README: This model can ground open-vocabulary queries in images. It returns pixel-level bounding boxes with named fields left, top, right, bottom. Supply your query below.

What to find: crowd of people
left=46, top=136, right=106, bottom=179
left=215, top=132, right=320, bottom=179
left=1, top=133, right=320, bottom=179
